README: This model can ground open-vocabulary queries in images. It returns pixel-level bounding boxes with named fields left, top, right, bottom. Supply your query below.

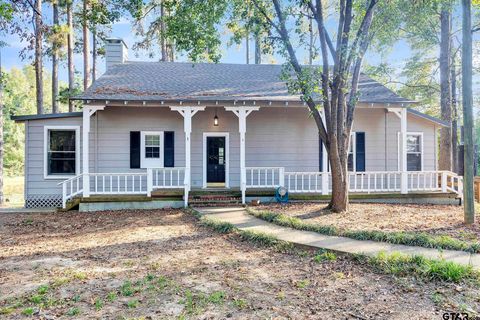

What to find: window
left=44, top=126, right=79, bottom=179
left=140, top=131, right=164, bottom=168
left=145, top=134, right=160, bottom=158
left=407, top=134, right=422, bottom=171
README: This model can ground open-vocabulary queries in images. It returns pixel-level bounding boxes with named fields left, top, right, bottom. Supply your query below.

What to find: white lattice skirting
left=26, top=195, right=62, bottom=208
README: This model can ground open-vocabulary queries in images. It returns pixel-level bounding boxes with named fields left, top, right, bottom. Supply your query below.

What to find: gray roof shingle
left=75, top=61, right=414, bottom=104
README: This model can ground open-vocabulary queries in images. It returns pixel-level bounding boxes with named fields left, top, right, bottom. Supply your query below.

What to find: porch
left=59, top=168, right=463, bottom=209
left=57, top=104, right=461, bottom=209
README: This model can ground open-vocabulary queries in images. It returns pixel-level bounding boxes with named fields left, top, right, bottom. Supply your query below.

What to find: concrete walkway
left=195, top=207, right=480, bottom=269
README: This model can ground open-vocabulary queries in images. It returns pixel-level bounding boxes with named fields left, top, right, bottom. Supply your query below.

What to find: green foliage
left=21, top=307, right=34, bottom=316
left=199, top=218, right=235, bottom=233
left=66, top=307, right=80, bottom=316
left=126, top=299, right=139, bottom=308
left=2, top=66, right=69, bottom=176
left=247, top=208, right=480, bottom=253
left=164, top=0, right=228, bottom=62
left=0, top=1, right=13, bottom=21
left=363, top=251, right=480, bottom=283
left=313, top=250, right=337, bottom=263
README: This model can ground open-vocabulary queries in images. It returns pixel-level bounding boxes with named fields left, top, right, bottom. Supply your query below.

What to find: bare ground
left=254, top=203, right=480, bottom=241
left=0, top=209, right=479, bottom=319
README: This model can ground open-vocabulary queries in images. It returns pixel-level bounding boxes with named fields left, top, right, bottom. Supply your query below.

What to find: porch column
left=389, top=107, right=408, bottom=194
left=170, top=106, right=205, bottom=207
left=225, top=106, right=260, bottom=204
left=400, top=108, right=408, bottom=194
left=82, top=105, right=104, bottom=197
left=320, top=111, right=329, bottom=195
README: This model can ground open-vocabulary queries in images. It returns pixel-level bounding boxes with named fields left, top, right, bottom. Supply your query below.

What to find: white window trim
left=44, top=125, right=81, bottom=180
left=202, top=132, right=230, bottom=188
left=140, top=131, right=164, bottom=169
left=397, top=132, right=424, bottom=171
left=348, top=131, right=356, bottom=172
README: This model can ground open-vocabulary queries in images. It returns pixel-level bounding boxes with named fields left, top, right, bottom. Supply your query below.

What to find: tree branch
left=267, top=0, right=328, bottom=142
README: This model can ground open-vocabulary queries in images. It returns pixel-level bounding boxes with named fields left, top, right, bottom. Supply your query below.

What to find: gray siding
left=24, top=105, right=439, bottom=201
left=26, top=116, right=83, bottom=196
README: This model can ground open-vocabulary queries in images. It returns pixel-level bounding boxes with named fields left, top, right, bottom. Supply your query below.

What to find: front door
left=207, top=136, right=226, bottom=184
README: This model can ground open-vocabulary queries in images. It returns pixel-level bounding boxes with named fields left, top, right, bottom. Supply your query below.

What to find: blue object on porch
left=275, top=187, right=289, bottom=203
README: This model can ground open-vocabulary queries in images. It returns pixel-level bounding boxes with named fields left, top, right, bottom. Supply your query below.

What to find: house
left=13, top=38, right=463, bottom=209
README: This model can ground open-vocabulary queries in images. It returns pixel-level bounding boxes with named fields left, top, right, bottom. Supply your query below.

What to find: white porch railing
left=59, top=174, right=84, bottom=208
left=59, top=168, right=187, bottom=208
left=284, top=172, right=326, bottom=193
left=443, top=171, right=463, bottom=196
left=246, top=167, right=284, bottom=188
left=150, top=168, right=186, bottom=189
left=90, top=173, right=148, bottom=195
left=244, top=167, right=463, bottom=198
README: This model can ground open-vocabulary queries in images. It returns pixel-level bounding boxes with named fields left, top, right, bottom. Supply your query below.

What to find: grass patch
left=313, top=250, right=337, bottom=263
left=3, top=176, right=24, bottom=207
left=238, top=229, right=295, bottom=252
left=126, top=299, right=139, bottom=309
left=66, top=307, right=80, bottom=316
left=359, top=251, right=480, bottom=283
left=247, top=208, right=480, bottom=254
left=21, top=307, right=34, bottom=316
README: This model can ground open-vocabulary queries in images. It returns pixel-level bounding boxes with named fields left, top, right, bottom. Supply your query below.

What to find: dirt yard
left=1, top=209, right=479, bottom=319
left=254, top=203, right=480, bottom=241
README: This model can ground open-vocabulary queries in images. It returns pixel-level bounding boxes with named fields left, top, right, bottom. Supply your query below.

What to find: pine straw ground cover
left=249, top=203, right=480, bottom=252
left=0, top=209, right=479, bottom=319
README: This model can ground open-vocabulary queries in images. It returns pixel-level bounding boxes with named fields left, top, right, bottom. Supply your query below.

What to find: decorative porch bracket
left=170, top=106, right=206, bottom=207
left=82, top=105, right=105, bottom=197
left=225, top=106, right=260, bottom=204
left=389, top=107, right=408, bottom=194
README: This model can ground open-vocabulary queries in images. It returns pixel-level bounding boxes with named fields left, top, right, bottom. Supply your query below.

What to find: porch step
left=188, top=194, right=242, bottom=207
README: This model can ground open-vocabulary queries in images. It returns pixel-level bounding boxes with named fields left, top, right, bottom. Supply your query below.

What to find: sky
left=1, top=5, right=478, bottom=103
left=1, top=13, right=415, bottom=81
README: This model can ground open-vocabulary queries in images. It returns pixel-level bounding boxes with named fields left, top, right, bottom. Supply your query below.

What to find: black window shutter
left=164, top=131, right=174, bottom=167
left=130, top=131, right=141, bottom=169
left=355, top=132, right=366, bottom=172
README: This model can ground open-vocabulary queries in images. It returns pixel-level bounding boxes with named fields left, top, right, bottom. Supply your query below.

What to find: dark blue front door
left=207, top=136, right=226, bottom=183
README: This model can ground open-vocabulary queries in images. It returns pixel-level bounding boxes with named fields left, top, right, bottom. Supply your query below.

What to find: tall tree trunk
left=67, top=1, right=75, bottom=112
left=245, top=32, right=249, bottom=64
left=254, top=34, right=261, bottom=64
left=167, top=43, right=174, bottom=61
left=92, top=28, right=97, bottom=81
left=461, top=0, right=474, bottom=224
left=160, top=0, right=167, bottom=61
left=52, top=1, right=59, bottom=114
left=83, top=0, right=90, bottom=90
left=34, top=0, right=44, bottom=114
left=329, top=150, right=349, bottom=212
left=439, top=7, right=452, bottom=171
left=451, top=54, right=458, bottom=173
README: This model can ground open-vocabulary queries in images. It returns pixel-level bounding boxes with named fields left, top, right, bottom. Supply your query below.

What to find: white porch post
left=82, top=105, right=104, bottom=197
left=225, top=106, right=260, bottom=204
left=320, top=111, right=329, bottom=195
left=388, top=107, right=408, bottom=194
left=400, top=108, right=408, bottom=194
left=171, top=106, right=205, bottom=207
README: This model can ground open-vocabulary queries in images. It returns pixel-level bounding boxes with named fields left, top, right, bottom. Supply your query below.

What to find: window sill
left=44, top=175, right=77, bottom=180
